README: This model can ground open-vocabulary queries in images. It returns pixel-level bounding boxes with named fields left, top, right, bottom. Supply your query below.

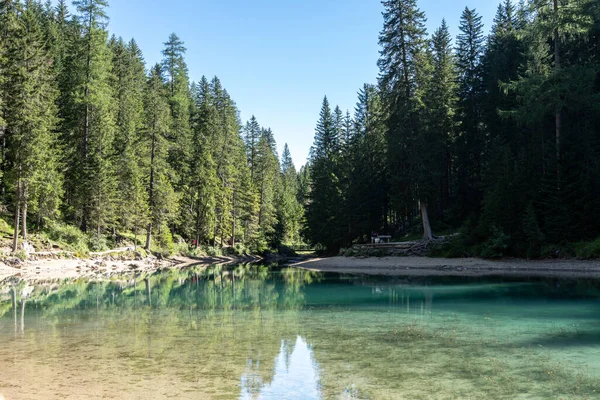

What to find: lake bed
left=1, top=264, right=599, bottom=399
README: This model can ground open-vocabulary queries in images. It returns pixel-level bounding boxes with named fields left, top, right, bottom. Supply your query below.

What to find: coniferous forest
left=308, top=0, right=600, bottom=257
left=0, top=0, right=599, bottom=258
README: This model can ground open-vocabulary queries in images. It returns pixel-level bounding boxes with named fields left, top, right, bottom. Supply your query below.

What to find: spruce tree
left=143, top=64, right=177, bottom=250
left=455, top=7, right=486, bottom=219
left=187, top=76, right=219, bottom=246
left=276, top=144, right=303, bottom=245
left=254, top=128, right=280, bottom=246
left=4, top=3, right=61, bottom=251
left=110, top=37, right=149, bottom=243
left=161, top=33, right=191, bottom=190
left=244, top=115, right=261, bottom=181
left=425, top=20, right=458, bottom=222
left=306, top=96, right=343, bottom=250
left=350, top=84, right=387, bottom=240
left=378, top=0, right=434, bottom=239
left=65, top=0, right=117, bottom=235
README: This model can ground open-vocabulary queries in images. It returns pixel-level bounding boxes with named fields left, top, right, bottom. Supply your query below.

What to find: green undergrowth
left=431, top=232, right=600, bottom=260
left=3, top=219, right=280, bottom=260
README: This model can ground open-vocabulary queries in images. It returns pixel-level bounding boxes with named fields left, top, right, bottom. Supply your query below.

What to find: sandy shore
left=0, top=254, right=259, bottom=283
left=291, top=256, right=600, bottom=278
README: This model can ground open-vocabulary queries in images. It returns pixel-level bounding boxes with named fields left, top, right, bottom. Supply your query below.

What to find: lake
left=1, top=264, right=599, bottom=399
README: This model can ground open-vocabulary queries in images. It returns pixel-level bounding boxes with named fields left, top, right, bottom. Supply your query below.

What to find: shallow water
left=0, top=265, right=599, bottom=399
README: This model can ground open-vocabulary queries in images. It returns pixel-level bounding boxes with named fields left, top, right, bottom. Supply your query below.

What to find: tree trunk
left=81, top=12, right=92, bottom=233
left=21, top=182, right=27, bottom=239
left=146, top=126, right=156, bottom=252
left=419, top=199, right=433, bottom=240
left=231, top=189, right=236, bottom=247
left=195, top=195, right=202, bottom=248
left=145, top=223, right=152, bottom=251
left=554, top=0, right=562, bottom=187
left=12, top=183, right=21, bottom=253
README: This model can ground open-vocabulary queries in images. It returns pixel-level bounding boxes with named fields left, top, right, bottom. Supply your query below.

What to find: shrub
left=574, top=237, right=600, bottom=259
left=44, top=221, right=89, bottom=254
left=156, top=227, right=175, bottom=255
left=87, top=232, right=109, bottom=252
left=479, top=226, right=511, bottom=259
left=0, top=218, right=13, bottom=235
left=205, top=246, right=222, bottom=257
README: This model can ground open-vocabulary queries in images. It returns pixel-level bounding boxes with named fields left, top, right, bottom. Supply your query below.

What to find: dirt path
left=290, top=256, right=600, bottom=278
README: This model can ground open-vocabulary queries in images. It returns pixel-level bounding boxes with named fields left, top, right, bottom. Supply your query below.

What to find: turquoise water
left=0, top=265, right=599, bottom=399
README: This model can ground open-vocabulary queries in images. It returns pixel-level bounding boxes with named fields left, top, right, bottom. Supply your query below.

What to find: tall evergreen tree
left=455, top=7, right=486, bottom=219
left=4, top=3, right=61, bottom=251
left=306, top=96, right=343, bottom=250
left=110, top=37, right=149, bottom=242
left=426, top=20, right=458, bottom=222
left=187, top=76, right=219, bottom=246
left=276, top=144, right=303, bottom=245
left=378, top=0, right=434, bottom=239
left=244, top=115, right=261, bottom=180
left=161, top=33, right=191, bottom=189
left=348, top=84, right=387, bottom=241
left=66, top=0, right=117, bottom=234
left=143, top=64, right=177, bottom=250
left=254, top=127, right=280, bottom=246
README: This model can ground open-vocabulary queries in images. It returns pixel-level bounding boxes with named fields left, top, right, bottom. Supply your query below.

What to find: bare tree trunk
left=145, top=223, right=152, bottom=251
left=419, top=199, right=433, bottom=240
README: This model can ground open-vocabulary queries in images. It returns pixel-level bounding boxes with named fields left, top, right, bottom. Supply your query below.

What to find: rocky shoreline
left=0, top=252, right=261, bottom=283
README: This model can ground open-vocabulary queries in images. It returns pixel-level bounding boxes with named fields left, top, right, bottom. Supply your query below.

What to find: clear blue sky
left=69, top=0, right=499, bottom=168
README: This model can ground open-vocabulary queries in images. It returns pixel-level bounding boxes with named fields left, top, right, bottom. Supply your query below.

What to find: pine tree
left=0, top=0, right=21, bottom=202
left=161, top=33, right=191, bottom=189
left=187, top=76, right=219, bottom=246
left=143, top=64, right=177, bottom=250
left=254, top=128, right=280, bottom=246
left=65, top=0, right=117, bottom=235
left=378, top=0, right=433, bottom=239
left=276, top=144, right=303, bottom=245
left=455, top=7, right=486, bottom=219
left=110, top=37, right=149, bottom=243
left=306, top=96, right=343, bottom=250
left=4, top=3, right=61, bottom=251
left=349, top=84, right=387, bottom=240
left=244, top=115, right=261, bottom=180
left=425, top=20, right=458, bottom=222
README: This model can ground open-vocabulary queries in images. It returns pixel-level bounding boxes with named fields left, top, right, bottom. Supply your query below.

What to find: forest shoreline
left=0, top=253, right=260, bottom=283
left=290, top=257, right=600, bottom=279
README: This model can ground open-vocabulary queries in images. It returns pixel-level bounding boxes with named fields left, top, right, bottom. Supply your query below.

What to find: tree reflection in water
left=1, top=268, right=600, bottom=399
